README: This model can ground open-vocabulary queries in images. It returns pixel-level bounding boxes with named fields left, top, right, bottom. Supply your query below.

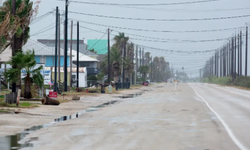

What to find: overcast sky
left=3, top=0, right=250, bottom=77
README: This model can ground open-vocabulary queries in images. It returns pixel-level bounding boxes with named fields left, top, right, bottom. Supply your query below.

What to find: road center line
left=188, top=83, right=247, bottom=150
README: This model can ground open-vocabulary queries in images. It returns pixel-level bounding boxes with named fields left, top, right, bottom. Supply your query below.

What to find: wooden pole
left=54, top=7, right=58, bottom=92
left=58, top=12, right=61, bottom=84
left=70, top=20, right=73, bottom=87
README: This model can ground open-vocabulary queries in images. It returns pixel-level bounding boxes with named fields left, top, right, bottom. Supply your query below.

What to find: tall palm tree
left=145, top=52, right=150, bottom=66
left=5, top=50, right=44, bottom=98
left=124, top=58, right=133, bottom=80
left=111, top=47, right=122, bottom=83
left=0, top=0, right=39, bottom=54
left=113, top=32, right=129, bottom=51
left=102, top=47, right=122, bottom=83
left=138, top=65, right=149, bottom=80
left=0, top=5, right=19, bottom=53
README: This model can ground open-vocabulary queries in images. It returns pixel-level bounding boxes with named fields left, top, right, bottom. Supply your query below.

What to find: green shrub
left=232, top=76, right=250, bottom=88
left=87, top=75, right=97, bottom=81
left=204, top=76, right=231, bottom=85
left=204, top=75, right=250, bottom=88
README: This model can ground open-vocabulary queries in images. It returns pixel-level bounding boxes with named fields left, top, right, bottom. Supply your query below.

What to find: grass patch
left=0, top=100, right=38, bottom=108
left=20, top=102, right=32, bottom=107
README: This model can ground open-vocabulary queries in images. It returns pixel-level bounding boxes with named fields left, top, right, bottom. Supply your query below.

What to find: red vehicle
left=143, top=82, right=149, bottom=86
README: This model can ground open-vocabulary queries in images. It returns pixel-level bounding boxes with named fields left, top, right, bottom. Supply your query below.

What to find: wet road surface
left=190, top=83, right=250, bottom=150
left=18, top=83, right=247, bottom=150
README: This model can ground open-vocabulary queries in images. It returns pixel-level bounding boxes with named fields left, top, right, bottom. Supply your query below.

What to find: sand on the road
left=21, top=83, right=239, bottom=150
left=0, top=86, right=146, bottom=137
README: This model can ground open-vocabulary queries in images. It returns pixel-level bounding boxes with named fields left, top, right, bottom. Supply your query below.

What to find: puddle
left=119, top=89, right=154, bottom=99
left=0, top=89, right=153, bottom=149
left=0, top=100, right=118, bottom=150
left=119, top=92, right=144, bottom=99
left=54, top=101, right=118, bottom=123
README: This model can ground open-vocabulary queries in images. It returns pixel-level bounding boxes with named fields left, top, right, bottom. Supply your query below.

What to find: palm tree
left=145, top=52, right=150, bottom=66
left=0, top=6, right=19, bottom=53
left=124, top=58, right=133, bottom=80
left=0, top=0, right=39, bottom=54
left=5, top=50, right=44, bottom=98
left=102, top=47, right=122, bottom=83
left=113, top=32, right=129, bottom=51
left=138, top=65, right=149, bottom=81
left=111, top=47, right=122, bottom=83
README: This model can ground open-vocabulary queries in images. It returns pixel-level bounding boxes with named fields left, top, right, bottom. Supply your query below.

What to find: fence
left=4, top=92, right=17, bottom=104
left=116, top=82, right=131, bottom=90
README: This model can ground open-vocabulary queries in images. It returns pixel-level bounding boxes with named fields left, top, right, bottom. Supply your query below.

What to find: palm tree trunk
left=114, top=67, right=119, bottom=83
left=24, top=74, right=32, bottom=99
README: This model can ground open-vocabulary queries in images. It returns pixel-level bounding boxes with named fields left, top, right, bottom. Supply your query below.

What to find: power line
left=65, top=0, right=249, bottom=13
left=77, top=25, right=228, bottom=53
left=31, top=11, right=54, bottom=25
left=69, top=11, right=250, bottom=22
left=71, top=18, right=244, bottom=33
left=132, top=43, right=218, bottom=53
left=106, top=6, right=250, bottom=13
left=78, top=24, right=234, bottom=43
left=30, top=23, right=55, bottom=36
left=62, top=0, right=220, bottom=6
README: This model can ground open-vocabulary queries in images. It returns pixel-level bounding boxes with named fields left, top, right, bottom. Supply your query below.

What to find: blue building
left=23, top=39, right=100, bottom=76
left=23, top=39, right=70, bottom=67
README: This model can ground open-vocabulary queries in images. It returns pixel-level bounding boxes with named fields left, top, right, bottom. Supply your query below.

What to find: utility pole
left=212, top=57, right=214, bottom=75
left=228, top=41, right=230, bottom=76
left=210, top=58, right=212, bottom=76
left=151, top=56, right=153, bottom=82
left=220, top=49, right=222, bottom=77
left=70, top=20, right=73, bottom=87
left=142, top=48, right=144, bottom=66
left=240, top=30, right=242, bottom=76
left=54, top=7, right=58, bottom=92
left=58, top=12, right=61, bottom=84
left=234, top=35, right=237, bottom=79
left=11, top=0, right=16, bottom=93
left=135, top=45, right=138, bottom=84
left=224, top=44, right=228, bottom=77
left=231, top=37, right=234, bottom=80
left=130, top=43, right=134, bottom=84
left=108, top=28, right=110, bottom=84
left=227, top=40, right=230, bottom=76
left=222, top=46, right=226, bottom=77
left=238, top=33, right=240, bottom=76
left=200, top=69, right=201, bottom=81
left=214, top=51, right=217, bottom=76
left=64, top=0, right=68, bottom=91
left=121, top=42, right=125, bottom=88
left=77, top=21, right=79, bottom=89
left=245, top=26, right=248, bottom=76
left=139, top=48, right=142, bottom=67
left=123, top=42, right=126, bottom=83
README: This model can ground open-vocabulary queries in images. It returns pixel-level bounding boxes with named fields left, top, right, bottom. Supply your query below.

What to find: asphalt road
left=190, top=83, right=250, bottom=150
left=21, top=83, right=250, bottom=150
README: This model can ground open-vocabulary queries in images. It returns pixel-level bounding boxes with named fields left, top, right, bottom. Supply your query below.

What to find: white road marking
left=188, top=83, right=247, bottom=150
